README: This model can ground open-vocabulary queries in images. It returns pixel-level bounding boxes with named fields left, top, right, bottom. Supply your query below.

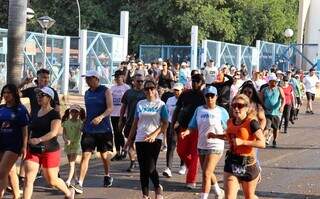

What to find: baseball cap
left=35, top=86, right=55, bottom=99
left=113, top=70, right=125, bottom=77
left=204, top=86, right=218, bottom=96
left=81, top=70, right=100, bottom=79
left=268, top=73, right=277, bottom=82
left=276, top=70, right=283, bottom=74
left=70, top=104, right=81, bottom=112
left=172, top=83, right=184, bottom=91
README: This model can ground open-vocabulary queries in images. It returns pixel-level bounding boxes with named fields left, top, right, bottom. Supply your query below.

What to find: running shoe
left=104, top=176, right=113, bottom=187
left=186, top=183, right=196, bottom=189
left=215, top=189, right=225, bottom=199
left=126, top=161, right=136, bottom=172
left=306, top=110, right=311, bottom=114
left=178, top=165, right=187, bottom=175
left=161, top=145, right=167, bottom=152
left=155, top=184, right=164, bottom=199
left=272, top=140, right=277, bottom=148
left=162, top=168, right=172, bottom=178
left=73, top=183, right=83, bottom=194
left=310, top=111, right=314, bottom=114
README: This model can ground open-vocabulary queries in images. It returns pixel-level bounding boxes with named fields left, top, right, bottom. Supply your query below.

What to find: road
left=4, top=101, right=320, bottom=199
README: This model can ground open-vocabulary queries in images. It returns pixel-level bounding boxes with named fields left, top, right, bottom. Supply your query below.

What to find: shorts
left=306, top=92, right=315, bottom=101
left=224, top=161, right=260, bottom=182
left=81, top=133, right=113, bottom=153
left=123, top=124, right=132, bottom=138
left=296, top=97, right=302, bottom=105
left=25, top=149, right=60, bottom=168
left=198, top=148, right=223, bottom=155
left=266, top=115, right=280, bottom=130
left=64, top=144, right=81, bottom=155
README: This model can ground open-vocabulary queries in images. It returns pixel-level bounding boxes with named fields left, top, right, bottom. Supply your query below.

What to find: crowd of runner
left=0, top=58, right=319, bottom=199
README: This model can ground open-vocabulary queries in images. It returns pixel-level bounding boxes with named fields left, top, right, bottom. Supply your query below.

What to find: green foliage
left=0, top=0, right=299, bottom=53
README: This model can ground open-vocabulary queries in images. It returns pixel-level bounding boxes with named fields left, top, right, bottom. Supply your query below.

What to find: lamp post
left=284, top=28, right=294, bottom=71
left=37, top=16, right=55, bottom=69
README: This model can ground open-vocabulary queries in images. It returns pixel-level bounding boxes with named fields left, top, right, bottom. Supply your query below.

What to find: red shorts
left=25, top=149, right=61, bottom=168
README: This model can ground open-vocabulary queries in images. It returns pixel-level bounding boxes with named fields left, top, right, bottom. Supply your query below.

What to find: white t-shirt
left=254, top=79, right=266, bottom=91
left=134, top=99, right=169, bottom=142
left=166, top=96, right=178, bottom=123
left=110, top=84, right=130, bottom=116
left=188, top=105, right=229, bottom=150
left=203, top=66, right=218, bottom=84
left=303, top=74, right=319, bottom=94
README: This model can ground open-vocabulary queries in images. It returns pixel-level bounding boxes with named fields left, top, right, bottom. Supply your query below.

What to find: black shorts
left=224, top=161, right=260, bottom=182
left=266, top=115, right=280, bottom=130
left=81, top=133, right=114, bottom=153
left=306, top=92, right=315, bottom=101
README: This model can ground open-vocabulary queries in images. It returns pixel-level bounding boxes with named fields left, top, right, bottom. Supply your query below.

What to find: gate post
left=120, top=11, right=129, bottom=59
left=255, top=40, right=261, bottom=71
left=201, top=40, right=207, bottom=68
left=216, top=42, right=221, bottom=68
left=79, top=29, right=87, bottom=95
left=62, top=36, right=70, bottom=95
left=191, top=26, right=198, bottom=69
left=236, top=45, right=242, bottom=69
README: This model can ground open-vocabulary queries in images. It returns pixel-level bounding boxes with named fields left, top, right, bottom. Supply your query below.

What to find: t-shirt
left=161, top=91, right=174, bottom=103
left=110, top=84, right=130, bottom=117
left=176, top=89, right=206, bottom=128
left=0, top=104, right=30, bottom=150
left=203, top=66, right=218, bottom=84
left=188, top=105, right=229, bottom=150
left=179, top=68, right=191, bottom=85
left=282, top=85, right=293, bottom=105
left=166, top=96, right=178, bottom=123
left=121, top=89, right=146, bottom=125
left=62, top=119, right=82, bottom=152
left=262, top=86, right=281, bottom=116
left=134, top=99, right=169, bottom=142
left=212, top=74, right=234, bottom=105
left=303, top=74, right=319, bottom=94
left=21, top=86, right=60, bottom=120
left=30, top=109, right=61, bottom=152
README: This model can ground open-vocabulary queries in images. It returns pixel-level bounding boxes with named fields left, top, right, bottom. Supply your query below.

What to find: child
left=62, top=104, right=85, bottom=187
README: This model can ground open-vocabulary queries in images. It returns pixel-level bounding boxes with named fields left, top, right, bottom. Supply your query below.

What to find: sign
left=112, top=36, right=124, bottom=62
left=0, top=37, right=7, bottom=54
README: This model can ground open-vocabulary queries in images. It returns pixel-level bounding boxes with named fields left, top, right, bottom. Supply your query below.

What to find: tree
left=7, top=0, right=27, bottom=85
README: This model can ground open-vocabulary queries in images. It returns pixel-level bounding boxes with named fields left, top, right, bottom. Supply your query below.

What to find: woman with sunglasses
left=279, top=76, right=295, bottom=134
left=23, top=87, right=75, bottom=199
left=208, top=94, right=265, bottom=199
left=181, top=86, right=229, bottom=199
left=0, top=84, right=29, bottom=199
left=125, top=80, right=169, bottom=199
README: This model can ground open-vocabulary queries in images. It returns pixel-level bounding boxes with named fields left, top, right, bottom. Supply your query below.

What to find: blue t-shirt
left=134, top=99, right=169, bottom=142
left=0, top=104, right=30, bottom=151
left=262, top=87, right=281, bottom=116
left=83, top=85, right=112, bottom=134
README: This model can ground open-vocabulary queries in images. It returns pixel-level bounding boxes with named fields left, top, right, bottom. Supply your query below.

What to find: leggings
left=111, top=116, right=125, bottom=152
left=136, top=140, right=162, bottom=196
left=280, top=104, right=292, bottom=132
left=166, top=123, right=184, bottom=169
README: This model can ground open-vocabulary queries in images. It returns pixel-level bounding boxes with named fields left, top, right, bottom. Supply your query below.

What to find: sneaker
left=127, top=161, right=136, bottom=172
left=178, top=165, right=186, bottom=175
left=104, top=176, right=113, bottom=187
left=162, top=168, right=172, bottom=178
left=155, top=184, right=164, bottom=199
left=306, top=110, right=311, bottom=114
left=215, top=189, right=225, bottom=199
left=272, top=140, right=277, bottom=148
left=120, top=150, right=127, bottom=160
left=65, top=181, right=71, bottom=188
left=310, top=111, right=314, bottom=114
left=73, top=183, right=83, bottom=194
left=186, top=183, right=196, bottom=189
left=111, top=154, right=121, bottom=161
left=36, top=171, right=42, bottom=179
left=161, top=145, right=167, bottom=152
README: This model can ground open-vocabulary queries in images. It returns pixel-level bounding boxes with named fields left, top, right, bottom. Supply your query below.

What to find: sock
left=200, top=193, right=209, bottom=199
left=213, top=182, right=222, bottom=195
left=78, top=180, right=83, bottom=186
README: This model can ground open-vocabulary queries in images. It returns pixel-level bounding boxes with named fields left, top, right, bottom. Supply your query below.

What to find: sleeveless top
left=282, top=85, right=293, bottom=105
left=158, top=70, right=173, bottom=88
left=83, top=85, right=112, bottom=134
left=262, top=86, right=281, bottom=116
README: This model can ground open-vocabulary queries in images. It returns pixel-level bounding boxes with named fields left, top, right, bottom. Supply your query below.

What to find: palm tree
left=7, top=0, right=27, bottom=85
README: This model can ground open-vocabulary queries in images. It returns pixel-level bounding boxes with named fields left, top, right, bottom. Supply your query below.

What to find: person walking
left=280, top=76, right=295, bottom=134
left=0, top=84, right=29, bottom=199
left=75, top=70, right=114, bottom=194
left=23, top=87, right=75, bottom=199
left=125, top=80, right=169, bottom=199
left=62, top=105, right=85, bottom=187
left=181, top=86, right=228, bottom=199
left=303, top=68, right=320, bottom=114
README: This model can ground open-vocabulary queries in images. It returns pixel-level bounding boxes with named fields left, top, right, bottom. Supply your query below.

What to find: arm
left=278, top=87, right=285, bottom=112
left=125, top=118, right=139, bottom=148
left=92, top=89, right=113, bottom=125
left=62, top=127, right=71, bottom=145
left=29, top=119, right=62, bottom=145
left=257, top=105, right=267, bottom=130
left=145, top=119, right=169, bottom=142
left=118, top=103, right=127, bottom=130
left=21, top=126, right=28, bottom=159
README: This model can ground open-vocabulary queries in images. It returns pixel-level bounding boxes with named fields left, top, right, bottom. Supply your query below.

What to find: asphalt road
left=4, top=101, right=320, bottom=199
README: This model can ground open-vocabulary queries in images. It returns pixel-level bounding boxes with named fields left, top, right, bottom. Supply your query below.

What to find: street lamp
left=26, top=8, right=35, bottom=20
left=284, top=28, right=294, bottom=70
left=37, top=16, right=55, bottom=69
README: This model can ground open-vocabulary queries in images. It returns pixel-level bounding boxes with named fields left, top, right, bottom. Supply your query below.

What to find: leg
left=149, top=140, right=162, bottom=189
left=9, top=164, right=20, bottom=199
left=0, top=151, right=19, bottom=198
left=283, top=105, right=291, bottom=133
left=66, top=154, right=77, bottom=185
left=136, top=142, right=151, bottom=197
left=78, top=152, right=92, bottom=186
left=166, top=124, right=176, bottom=169
left=224, top=172, right=239, bottom=199
left=202, top=153, right=223, bottom=194
left=100, top=151, right=113, bottom=176
left=42, top=167, right=72, bottom=198
left=111, top=117, right=121, bottom=154
left=176, top=128, right=191, bottom=182
left=185, top=131, right=199, bottom=184
left=23, top=160, right=40, bottom=199
left=241, top=176, right=260, bottom=199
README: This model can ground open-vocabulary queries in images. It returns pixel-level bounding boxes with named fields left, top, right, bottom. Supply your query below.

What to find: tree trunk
left=7, top=0, right=27, bottom=86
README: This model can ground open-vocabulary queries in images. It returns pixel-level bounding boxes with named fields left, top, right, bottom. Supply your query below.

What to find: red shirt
left=282, top=85, right=293, bottom=105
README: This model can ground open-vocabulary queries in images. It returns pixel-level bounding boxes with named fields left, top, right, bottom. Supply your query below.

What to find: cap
left=35, top=86, right=55, bottom=99
left=181, top=62, right=187, bottom=66
left=81, top=70, right=100, bottom=79
left=204, top=86, right=218, bottom=96
left=268, top=73, right=277, bottom=82
left=69, top=104, right=81, bottom=112
left=113, top=70, right=125, bottom=77
left=276, top=70, right=283, bottom=74
left=172, top=83, right=184, bottom=90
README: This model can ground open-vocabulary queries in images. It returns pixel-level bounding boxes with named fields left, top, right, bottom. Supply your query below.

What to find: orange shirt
left=226, top=117, right=257, bottom=156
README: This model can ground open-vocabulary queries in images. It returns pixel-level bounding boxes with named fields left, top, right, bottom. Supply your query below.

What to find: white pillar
left=120, top=11, right=129, bottom=59
left=79, top=30, right=87, bottom=95
left=62, top=36, right=70, bottom=95
left=272, top=44, right=276, bottom=64
left=216, top=42, right=221, bottom=68
left=201, top=40, right=207, bottom=68
left=190, top=26, right=198, bottom=69
left=255, top=40, right=261, bottom=71
left=236, top=45, right=242, bottom=69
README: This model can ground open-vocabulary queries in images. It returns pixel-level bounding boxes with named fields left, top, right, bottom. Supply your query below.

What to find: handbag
left=29, top=144, right=46, bottom=154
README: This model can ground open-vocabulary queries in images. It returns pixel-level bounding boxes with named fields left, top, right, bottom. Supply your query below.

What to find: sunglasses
left=205, top=93, right=216, bottom=98
left=36, top=92, right=49, bottom=98
left=144, top=87, right=155, bottom=91
left=231, top=103, right=247, bottom=109
left=243, top=89, right=253, bottom=95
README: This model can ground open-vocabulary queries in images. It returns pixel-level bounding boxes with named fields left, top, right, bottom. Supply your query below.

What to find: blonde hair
left=231, top=94, right=257, bottom=119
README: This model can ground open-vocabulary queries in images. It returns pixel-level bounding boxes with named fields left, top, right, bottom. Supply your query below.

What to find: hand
left=144, top=133, right=157, bottom=143
left=29, top=138, right=41, bottom=145
left=233, top=138, right=244, bottom=147
left=173, top=122, right=180, bottom=130
left=207, top=132, right=216, bottom=139
left=91, top=115, right=104, bottom=126
left=65, top=140, right=71, bottom=146
left=180, top=130, right=190, bottom=139
left=20, top=147, right=27, bottom=160
left=280, top=106, right=284, bottom=113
